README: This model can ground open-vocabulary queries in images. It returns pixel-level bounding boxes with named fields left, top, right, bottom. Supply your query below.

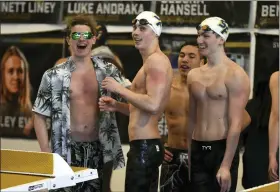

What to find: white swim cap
left=134, top=11, right=162, bottom=37
left=198, top=17, right=229, bottom=41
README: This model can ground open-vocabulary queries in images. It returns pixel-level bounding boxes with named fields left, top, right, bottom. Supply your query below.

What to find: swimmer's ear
left=218, top=37, right=225, bottom=46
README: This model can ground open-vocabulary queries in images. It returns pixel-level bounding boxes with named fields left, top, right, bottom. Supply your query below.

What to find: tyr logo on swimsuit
left=179, top=153, right=188, bottom=162
left=155, top=145, right=160, bottom=152
left=202, top=145, right=211, bottom=151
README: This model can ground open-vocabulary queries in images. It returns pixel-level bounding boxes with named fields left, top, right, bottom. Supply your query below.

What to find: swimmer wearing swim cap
left=99, top=11, right=173, bottom=192
left=197, top=16, right=229, bottom=41
left=187, top=16, right=250, bottom=192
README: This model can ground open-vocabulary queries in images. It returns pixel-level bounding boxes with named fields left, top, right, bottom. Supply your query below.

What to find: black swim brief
left=160, top=147, right=190, bottom=192
left=191, top=139, right=239, bottom=192
left=125, top=139, right=164, bottom=192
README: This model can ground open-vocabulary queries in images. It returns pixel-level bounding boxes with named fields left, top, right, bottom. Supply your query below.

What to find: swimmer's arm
left=222, top=70, right=250, bottom=169
left=241, top=110, right=251, bottom=131
left=187, top=71, right=196, bottom=149
left=116, top=57, right=171, bottom=114
left=269, top=72, right=279, bottom=160
left=33, top=113, right=51, bottom=153
left=187, top=71, right=196, bottom=180
left=115, top=102, right=130, bottom=116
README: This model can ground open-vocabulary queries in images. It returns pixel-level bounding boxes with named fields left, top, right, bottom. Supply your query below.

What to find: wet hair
left=179, top=41, right=198, bottom=51
left=66, top=15, right=97, bottom=37
left=179, top=41, right=207, bottom=64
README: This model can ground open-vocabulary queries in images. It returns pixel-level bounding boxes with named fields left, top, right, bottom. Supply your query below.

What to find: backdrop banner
left=0, top=32, right=64, bottom=139
left=254, top=34, right=279, bottom=89
left=62, top=1, right=152, bottom=25
left=155, top=1, right=250, bottom=27
left=255, top=1, right=279, bottom=29
left=0, top=1, right=62, bottom=23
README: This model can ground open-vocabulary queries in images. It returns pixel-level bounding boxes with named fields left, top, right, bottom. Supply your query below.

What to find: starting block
left=0, top=149, right=98, bottom=191
left=242, top=181, right=279, bottom=192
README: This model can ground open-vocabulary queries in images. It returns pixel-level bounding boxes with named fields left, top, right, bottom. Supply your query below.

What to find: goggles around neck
left=71, top=32, right=93, bottom=40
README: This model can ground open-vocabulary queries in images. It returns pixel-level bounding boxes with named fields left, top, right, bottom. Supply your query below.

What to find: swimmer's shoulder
left=144, top=52, right=171, bottom=72
left=227, top=59, right=248, bottom=79
left=188, top=66, right=201, bottom=80
left=226, top=59, right=250, bottom=89
left=270, top=71, right=279, bottom=82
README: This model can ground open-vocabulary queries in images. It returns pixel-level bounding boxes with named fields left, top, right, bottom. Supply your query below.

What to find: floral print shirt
left=33, top=56, right=129, bottom=169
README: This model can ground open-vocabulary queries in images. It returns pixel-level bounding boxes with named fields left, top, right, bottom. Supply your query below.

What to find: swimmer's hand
left=216, top=166, right=231, bottom=192
left=102, top=77, right=122, bottom=93
left=99, top=96, right=117, bottom=112
left=164, top=149, right=173, bottom=162
left=268, top=157, right=279, bottom=181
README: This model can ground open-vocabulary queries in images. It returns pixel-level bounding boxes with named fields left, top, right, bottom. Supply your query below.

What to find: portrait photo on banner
left=0, top=32, right=64, bottom=139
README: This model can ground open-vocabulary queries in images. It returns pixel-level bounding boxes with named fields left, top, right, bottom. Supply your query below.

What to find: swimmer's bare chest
left=129, top=67, right=160, bottom=140
left=166, top=84, right=189, bottom=119
left=69, top=69, right=100, bottom=142
left=190, top=68, right=229, bottom=140
left=165, top=84, right=189, bottom=148
left=130, top=67, right=147, bottom=117
left=191, top=72, right=228, bottom=100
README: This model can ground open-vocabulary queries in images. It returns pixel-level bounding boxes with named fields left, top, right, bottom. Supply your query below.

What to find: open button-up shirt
left=33, top=56, right=129, bottom=169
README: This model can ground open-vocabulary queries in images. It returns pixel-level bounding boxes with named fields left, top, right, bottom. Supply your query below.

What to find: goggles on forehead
left=196, top=25, right=212, bottom=32
left=71, top=32, right=93, bottom=40
left=132, top=18, right=151, bottom=26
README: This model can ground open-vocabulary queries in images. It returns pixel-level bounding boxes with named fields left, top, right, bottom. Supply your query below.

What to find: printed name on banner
left=67, top=2, right=145, bottom=15
left=0, top=1, right=56, bottom=13
left=159, top=1, right=209, bottom=16
left=261, top=4, right=279, bottom=17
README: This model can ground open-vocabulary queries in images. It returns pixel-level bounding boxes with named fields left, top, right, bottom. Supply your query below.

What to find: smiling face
left=178, top=45, right=201, bottom=77
left=131, top=23, right=157, bottom=51
left=3, top=55, right=24, bottom=94
left=197, top=30, right=224, bottom=57
left=68, top=25, right=96, bottom=58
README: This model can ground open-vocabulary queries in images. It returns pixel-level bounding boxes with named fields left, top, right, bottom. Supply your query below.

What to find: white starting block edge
left=2, top=168, right=99, bottom=192
left=2, top=177, right=55, bottom=192
left=241, top=181, right=279, bottom=192
left=1, top=149, right=98, bottom=191
left=74, top=168, right=98, bottom=183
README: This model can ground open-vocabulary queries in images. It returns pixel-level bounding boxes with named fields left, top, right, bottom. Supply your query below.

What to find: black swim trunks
left=52, top=140, right=103, bottom=192
left=191, top=139, right=239, bottom=192
left=160, top=147, right=190, bottom=192
left=125, top=139, right=164, bottom=192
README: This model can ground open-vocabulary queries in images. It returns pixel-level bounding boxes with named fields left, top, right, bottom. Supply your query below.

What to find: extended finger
left=98, top=98, right=105, bottom=103
left=216, top=174, right=221, bottom=186
left=104, top=77, right=113, bottom=82
left=269, top=170, right=275, bottom=181
left=165, top=150, right=173, bottom=157
left=220, top=179, right=227, bottom=192
left=103, top=97, right=112, bottom=102
left=271, top=170, right=279, bottom=181
left=227, top=180, right=231, bottom=192
left=164, top=154, right=172, bottom=162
